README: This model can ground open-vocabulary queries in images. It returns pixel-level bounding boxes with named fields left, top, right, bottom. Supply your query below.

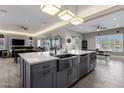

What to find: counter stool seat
left=2, top=51, right=10, bottom=58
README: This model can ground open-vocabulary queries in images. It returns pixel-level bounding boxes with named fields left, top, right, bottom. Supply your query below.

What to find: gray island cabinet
left=19, top=50, right=96, bottom=88
left=56, top=56, right=78, bottom=88
left=31, top=61, right=57, bottom=88
left=19, top=52, right=59, bottom=88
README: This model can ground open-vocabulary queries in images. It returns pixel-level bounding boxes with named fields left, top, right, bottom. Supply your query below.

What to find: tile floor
left=0, top=58, right=21, bottom=88
left=73, top=57, right=124, bottom=88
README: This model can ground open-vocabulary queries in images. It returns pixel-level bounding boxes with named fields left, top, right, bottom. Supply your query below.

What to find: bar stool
left=2, top=50, right=10, bottom=58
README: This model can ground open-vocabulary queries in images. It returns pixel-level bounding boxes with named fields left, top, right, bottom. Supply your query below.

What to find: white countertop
left=19, top=52, right=59, bottom=65
left=68, top=50, right=96, bottom=55
left=19, top=50, right=96, bottom=65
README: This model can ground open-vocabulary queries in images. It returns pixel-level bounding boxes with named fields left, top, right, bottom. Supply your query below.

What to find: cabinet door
left=57, top=70, right=68, bottom=88
left=67, top=66, right=78, bottom=87
left=32, top=68, right=56, bottom=88
left=79, top=55, right=88, bottom=78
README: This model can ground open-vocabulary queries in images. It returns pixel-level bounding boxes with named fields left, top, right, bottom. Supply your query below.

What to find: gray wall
left=83, top=27, right=124, bottom=56
left=36, top=28, right=83, bottom=49
left=0, top=33, right=36, bottom=51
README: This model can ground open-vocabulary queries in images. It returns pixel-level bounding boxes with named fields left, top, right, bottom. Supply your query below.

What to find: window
left=37, top=40, right=41, bottom=47
left=0, top=38, right=5, bottom=50
left=41, top=38, right=51, bottom=50
left=40, top=36, right=61, bottom=50
left=96, top=34, right=123, bottom=52
left=52, top=36, right=61, bottom=49
left=72, top=37, right=81, bottom=50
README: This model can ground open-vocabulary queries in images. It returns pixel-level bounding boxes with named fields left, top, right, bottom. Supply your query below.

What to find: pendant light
left=40, top=5, right=61, bottom=16
left=71, top=6, right=84, bottom=25
left=58, top=6, right=75, bottom=21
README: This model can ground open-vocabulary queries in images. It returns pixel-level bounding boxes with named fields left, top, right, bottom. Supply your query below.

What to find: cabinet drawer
left=32, top=61, right=56, bottom=72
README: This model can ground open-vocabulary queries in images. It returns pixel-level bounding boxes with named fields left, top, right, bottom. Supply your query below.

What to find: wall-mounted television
left=12, top=39, right=25, bottom=46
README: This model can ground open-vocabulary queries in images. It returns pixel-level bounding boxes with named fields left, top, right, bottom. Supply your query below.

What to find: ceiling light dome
left=40, top=5, right=61, bottom=15
left=58, top=10, right=75, bottom=21
left=71, top=17, right=84, bottom=25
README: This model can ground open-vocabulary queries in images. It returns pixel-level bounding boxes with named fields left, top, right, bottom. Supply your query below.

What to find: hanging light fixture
left=58, top=6, right=75, bottom=21
left=71, top=17, right=84, bottom=25
left=40, top=5, right=61, bottom=15
left=71, top=6, right=84, bottom=25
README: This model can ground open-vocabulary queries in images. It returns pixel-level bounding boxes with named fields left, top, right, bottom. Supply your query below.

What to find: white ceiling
left=67, top=7, right=124, bottom=33
left=0, top=5, right=92, bottom=33
left=0, top=5, right=124, bottom=35
left=0, top=5, right=63, bottom=33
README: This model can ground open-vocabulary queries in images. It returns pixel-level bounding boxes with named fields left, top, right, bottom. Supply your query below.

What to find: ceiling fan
left=17, top=25, right=28, bottom=31
left=96, top=26, right=107, bottom=31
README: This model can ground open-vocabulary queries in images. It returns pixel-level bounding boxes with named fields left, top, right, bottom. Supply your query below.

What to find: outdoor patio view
left=96, top=34, right=123, bottom=52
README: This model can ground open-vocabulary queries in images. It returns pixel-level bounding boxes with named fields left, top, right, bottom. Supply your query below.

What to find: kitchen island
left=19, top=50, right=96, bottom=88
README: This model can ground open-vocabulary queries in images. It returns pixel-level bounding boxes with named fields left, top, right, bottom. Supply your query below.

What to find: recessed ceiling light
left=40, top=5, right=61, bottom=16
left=113, top=17, right=117, bottom=21
left=116, top=25, right=119, bottom=27
left=0, top=9, right=7, bottom=16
